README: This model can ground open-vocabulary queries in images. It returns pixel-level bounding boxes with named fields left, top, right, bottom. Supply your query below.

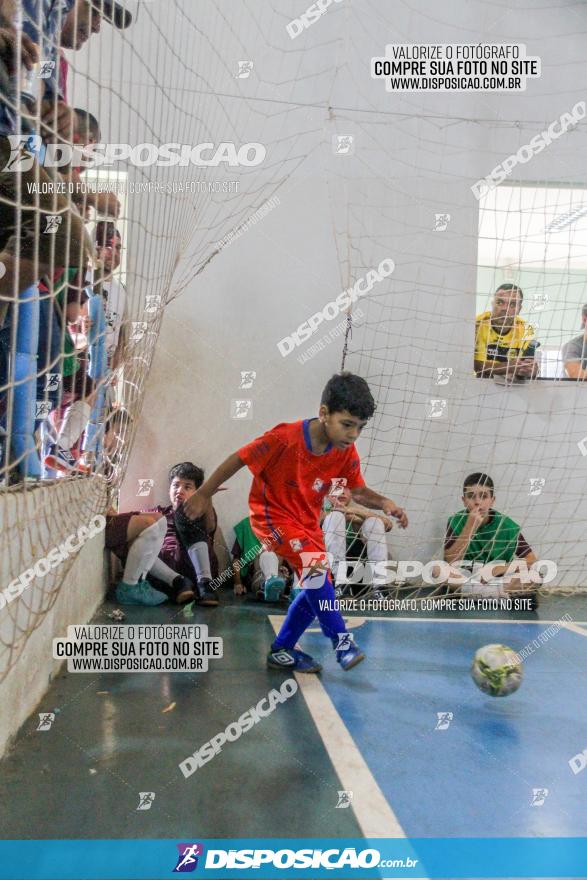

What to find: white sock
left=188, top=541, right=212, bottom=580
left=56, top=400, right=91, bottom=451
left=259, top=550, right=279, bottom=580
left=123, top=518, right=166, bottom=585
left=322, top=510, right=347, bottom=582
left=149, top=558, right=181, bottom=587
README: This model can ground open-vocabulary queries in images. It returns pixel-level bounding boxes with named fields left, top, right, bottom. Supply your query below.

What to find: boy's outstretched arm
left=183, top=452, right=245, bottom=520
left=350, top=486, right=408, bottom=528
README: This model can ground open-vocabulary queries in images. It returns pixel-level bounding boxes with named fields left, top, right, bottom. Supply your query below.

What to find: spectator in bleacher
left=43, top=271, right=105, bottom=474
left=321, top=485, right=393, bottom=597
left=94, top=221, right=127, bottom=371
left=562, top=304, right=587, bottom=380
left=67, top=108, right=120, bottom=220
left=42, top=223, right=126, bottom=474
left=0, top=0, right=94, bottom=323
left=105, top=462, right=220, bottom=606
left=474, top=284, right=539, bottom=379
left=59, top=0, right=132, bottom=98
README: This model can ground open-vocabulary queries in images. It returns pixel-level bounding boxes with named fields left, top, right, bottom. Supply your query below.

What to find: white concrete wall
left=123, top=0, right=587, bottom=587
left=0, top=483, right=106, bottom=757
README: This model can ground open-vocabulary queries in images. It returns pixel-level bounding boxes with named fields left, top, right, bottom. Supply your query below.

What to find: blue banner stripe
left=1, top=838, right=587, bottom=879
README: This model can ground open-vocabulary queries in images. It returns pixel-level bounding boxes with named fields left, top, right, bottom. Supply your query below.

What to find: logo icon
left=39, top=60, right=56, bottom=79
left=44, top=214, right=62, bottom=234
left=289, top=538, right=304, bottom=552
left=529, top=478, right=545, bottom=497
left=36, top=713, right=55, bottom=731
left=3, top=134, right=42, bottom=172
left=336, top=633, right=354, bottom=652
left=231, top=399, right=253, bottom=419
left=329, top=477, right=347, bottom=497
left=433, top=212, right=451, bottom=232
left=332, top=134, right=354, bottom=155
left=239, top=370, right=256, bottom=389
left=427, top=399, right=447, bottom=419
left=435, top=711, right=453, bottom=730
left=312, top=478, right=326, bottom=492
left=530, top=787, right=548, bottom=806
left=45, top=373, right=61, bottom=391
left=530, top=292, right=548, bottom=312
left=35, top=400, right=53, bottom=419
left=435, top=367, right=453, bottom=386
left=145, top=294, right=161, bottom=313
left=299, top=550, right=333, bottom=585
left=270, top=650, right=295, bottom=665
left=173, top=843, right=204, bottom=873
left=130, top=321, right=148, bottom=343
left=335, top=790, right=353, bottom=808
left=236, top=60, right=254, bottom=79
left=137, top=478, right=154, bottom=497
left=136, top=792, right=156, bottom=811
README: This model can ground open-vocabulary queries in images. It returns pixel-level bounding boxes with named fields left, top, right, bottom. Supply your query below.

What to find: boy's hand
left=382, top=502, right=408, bottom=528
left=466, top=508, right=485, bottom=532
left=0, top=29, right=39, bottom=75
left=182, top=490, right=210, bottom=521
left=40, top=98, right=75, bottom=143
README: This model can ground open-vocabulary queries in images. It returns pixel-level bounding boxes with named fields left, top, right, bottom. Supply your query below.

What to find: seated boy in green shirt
left=443, top=472, right=540, bottom=604
left=231, top=516, right=293, bottom=601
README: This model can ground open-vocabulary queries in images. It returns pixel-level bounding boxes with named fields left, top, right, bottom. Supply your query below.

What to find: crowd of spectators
left=0, top=0, right=132, bottom=483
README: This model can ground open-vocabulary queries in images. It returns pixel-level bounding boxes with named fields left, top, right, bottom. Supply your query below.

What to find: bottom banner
left=0, top=837, right=585, bottom=879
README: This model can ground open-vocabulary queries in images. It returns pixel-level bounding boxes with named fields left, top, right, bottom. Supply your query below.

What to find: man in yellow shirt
left=474, top=284, right=539, bottom=379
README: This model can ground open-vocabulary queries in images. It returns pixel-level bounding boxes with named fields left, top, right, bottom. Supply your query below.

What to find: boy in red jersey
left=183, top=373, right=408, bottom=673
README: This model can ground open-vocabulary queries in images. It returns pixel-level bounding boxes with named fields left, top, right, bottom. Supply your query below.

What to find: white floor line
left=268, top=615, right=429, bottom=880
left=562, top=621, right=587, bottom=637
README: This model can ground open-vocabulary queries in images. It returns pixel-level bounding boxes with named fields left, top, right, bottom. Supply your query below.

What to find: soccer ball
left=471, top=644, right=523, bottom=697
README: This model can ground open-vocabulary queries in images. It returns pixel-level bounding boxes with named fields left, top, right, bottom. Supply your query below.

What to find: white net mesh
left=1, top=1, right=586, bottom=683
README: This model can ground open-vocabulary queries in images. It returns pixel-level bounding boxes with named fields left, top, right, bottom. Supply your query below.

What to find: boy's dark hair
left=95, top=221, right=121, bottom=248
left=169, top=462, right=204, bottom=489
left=496, top=283, right=523, bottom=301
left=463, top=472, right=494, bottom=494
left=321, top=372, right=376, bottom=420
left=73, top=108, right=101, bottom=140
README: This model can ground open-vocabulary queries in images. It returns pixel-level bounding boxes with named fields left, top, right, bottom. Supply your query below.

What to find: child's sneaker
left=116, top=579, right=168, bottom=606
left=336, top=638, right=365, bottom=671
left=172, top=576, right=196, bottom=604
left=267, top=646, right=322, bottom=673
left=263, top=575, right=285, bottom=602
left=44, top=444, right=90, bottom=474
left=196, top=577, right=219, bottom=606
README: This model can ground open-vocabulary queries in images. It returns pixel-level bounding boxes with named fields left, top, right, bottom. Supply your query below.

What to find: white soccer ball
left=471, top=643, right=523, bottom=697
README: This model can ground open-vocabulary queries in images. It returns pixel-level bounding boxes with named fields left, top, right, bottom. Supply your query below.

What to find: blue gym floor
left=1, top=595, right=586, bottom=864
left=299, top=616, right=587, bottom=839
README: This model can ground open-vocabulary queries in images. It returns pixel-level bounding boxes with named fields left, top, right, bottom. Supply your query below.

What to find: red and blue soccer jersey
left=238, top=418, right=365, bottom=570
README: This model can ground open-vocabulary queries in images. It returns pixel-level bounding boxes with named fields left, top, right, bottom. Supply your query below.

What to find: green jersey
left=445, top=509, right=528, bottom=563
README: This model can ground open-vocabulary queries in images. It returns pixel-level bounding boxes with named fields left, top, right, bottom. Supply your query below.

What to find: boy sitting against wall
left=105, top=462, right=219, bottom=606
left=441, top=472, right=541, bottom=607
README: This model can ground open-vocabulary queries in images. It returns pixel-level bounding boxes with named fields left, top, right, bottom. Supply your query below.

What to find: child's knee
left=362, top=516, right=384, bottom=538
left=323, top=510, right=346, bottom=532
